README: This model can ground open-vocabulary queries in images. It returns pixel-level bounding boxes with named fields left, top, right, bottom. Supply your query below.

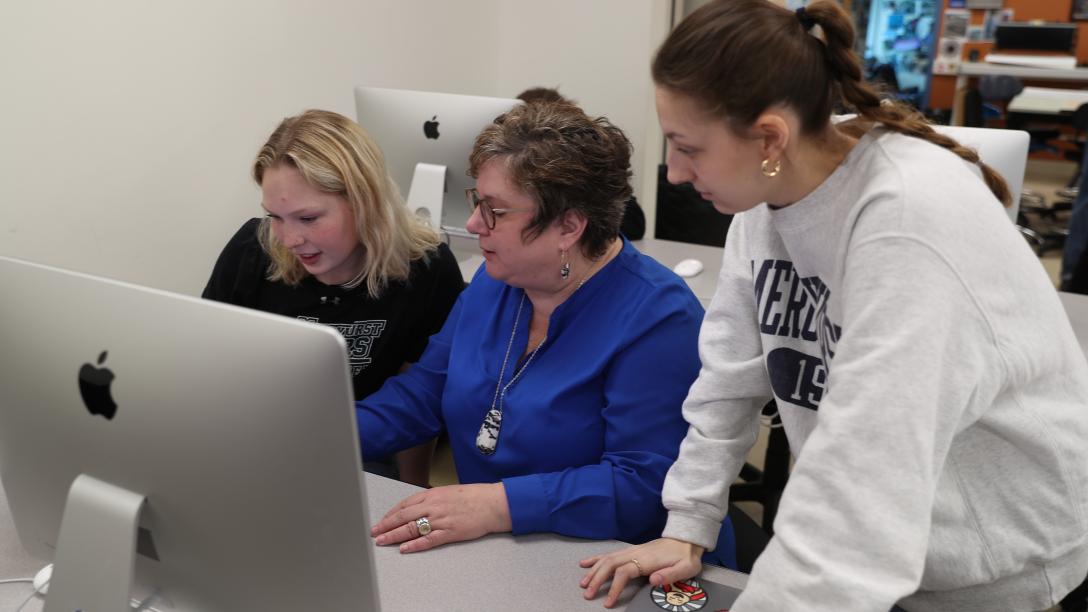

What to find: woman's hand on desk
left=578, top=538, right=704, bottom=608
left=370, top=483, right=512, bottom=553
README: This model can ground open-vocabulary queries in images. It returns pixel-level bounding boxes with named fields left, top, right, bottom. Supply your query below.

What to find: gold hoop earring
left=761, top=158, right=781, bottom=178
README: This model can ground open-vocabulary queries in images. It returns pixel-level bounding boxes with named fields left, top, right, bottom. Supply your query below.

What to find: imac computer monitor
left=0, top=256, right=380, bottom=611
left=354, top=86, right=521, bottom=235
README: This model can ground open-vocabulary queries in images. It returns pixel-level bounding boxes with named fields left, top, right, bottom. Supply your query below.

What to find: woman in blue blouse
left=359, top=100, right=735, bottom=567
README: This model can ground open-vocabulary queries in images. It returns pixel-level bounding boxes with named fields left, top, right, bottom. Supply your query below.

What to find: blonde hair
left=252, top=109, right=440, bottom=297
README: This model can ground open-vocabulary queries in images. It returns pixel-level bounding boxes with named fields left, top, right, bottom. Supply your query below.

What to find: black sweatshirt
left=202, top=218, right=464, bottom=400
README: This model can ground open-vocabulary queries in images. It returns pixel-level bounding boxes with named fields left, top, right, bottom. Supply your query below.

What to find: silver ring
left=415, top=516, right=432, bottom=536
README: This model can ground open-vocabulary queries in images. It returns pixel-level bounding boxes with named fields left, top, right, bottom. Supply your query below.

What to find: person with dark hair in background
left=581, top=1, right=1088, bottom=610
left=203, top=110, right=464, bottom=486
left=516, top=87, right=646, bottom=240
left=357, top=101, right=735, bottom=567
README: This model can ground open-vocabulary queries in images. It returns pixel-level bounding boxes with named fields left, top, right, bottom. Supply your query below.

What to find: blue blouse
left=356, top=239, right=704, bottom=544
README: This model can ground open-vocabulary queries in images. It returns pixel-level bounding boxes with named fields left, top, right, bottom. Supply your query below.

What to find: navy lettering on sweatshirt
left=752, top=259, right=841, bottom=411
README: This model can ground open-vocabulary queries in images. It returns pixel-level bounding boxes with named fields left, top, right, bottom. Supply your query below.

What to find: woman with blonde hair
left=203, top=109, right=464, bottom=485
left=581, top=1, right=1088, bottom=609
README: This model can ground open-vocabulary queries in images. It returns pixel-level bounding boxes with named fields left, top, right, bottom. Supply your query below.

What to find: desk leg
left=951, top=74, right=967, bottom=126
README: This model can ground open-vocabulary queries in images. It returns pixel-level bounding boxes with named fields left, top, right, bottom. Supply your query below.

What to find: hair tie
left=795, top=7, right=816, bottom=32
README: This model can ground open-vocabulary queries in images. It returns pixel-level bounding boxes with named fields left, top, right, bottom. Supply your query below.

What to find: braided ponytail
left=803, top=1, right=1010, bottom=207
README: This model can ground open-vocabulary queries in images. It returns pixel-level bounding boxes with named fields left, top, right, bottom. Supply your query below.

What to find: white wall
left=492, top=0, right=669, bottom=239
left=1, top=0, right=669, bottom=295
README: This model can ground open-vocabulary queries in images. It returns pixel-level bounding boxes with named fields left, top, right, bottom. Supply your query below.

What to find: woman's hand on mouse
left=370, top=483, right=512, bottom=553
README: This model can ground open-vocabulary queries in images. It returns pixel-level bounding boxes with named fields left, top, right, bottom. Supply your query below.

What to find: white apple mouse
left=672, top=258, right=704, bottom=278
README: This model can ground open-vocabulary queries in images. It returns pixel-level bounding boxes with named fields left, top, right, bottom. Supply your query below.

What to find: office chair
left=962, top=76, right=1017, bottom=130
left=1016, top=190, right=1070, bottom=256
left=969, top=75, right=1064, bottom=157
left=1009, top=103, right=1088, bottom=255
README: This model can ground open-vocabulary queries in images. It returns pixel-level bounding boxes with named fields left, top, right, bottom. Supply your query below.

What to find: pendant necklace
left=475, top=294, right=547, bottom=455
left=475, top=244, right=616, bottom=455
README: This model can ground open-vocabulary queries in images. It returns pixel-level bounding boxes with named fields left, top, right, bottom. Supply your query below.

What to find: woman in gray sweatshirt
left=581, top=1, right=1088, bottom=610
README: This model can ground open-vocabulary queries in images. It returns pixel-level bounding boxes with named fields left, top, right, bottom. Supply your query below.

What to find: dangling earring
left=761, top=158, right=781, bottom=178
left=559, top=249, right=571, bottom=279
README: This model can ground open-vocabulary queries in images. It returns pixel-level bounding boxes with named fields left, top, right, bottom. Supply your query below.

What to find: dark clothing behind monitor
left=654, top=164, right=733, bottom=247
left=621, top=197, right=647, bottom=240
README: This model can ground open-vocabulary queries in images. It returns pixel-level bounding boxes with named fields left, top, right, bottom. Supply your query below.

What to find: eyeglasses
left=465, top=188, right=531, bottom=230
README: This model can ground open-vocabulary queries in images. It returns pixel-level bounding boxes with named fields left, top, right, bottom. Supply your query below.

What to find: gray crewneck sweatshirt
left=662, top=128, right=1088, bottom=611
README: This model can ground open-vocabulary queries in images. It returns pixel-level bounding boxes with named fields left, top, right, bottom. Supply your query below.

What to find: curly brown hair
left=468, top=102, right=632, bottom=259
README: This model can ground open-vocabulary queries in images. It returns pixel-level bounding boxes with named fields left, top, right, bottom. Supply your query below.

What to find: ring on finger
left=629, top=558, right=643, bottom=576
left=415, top=516, right=432, bottom=536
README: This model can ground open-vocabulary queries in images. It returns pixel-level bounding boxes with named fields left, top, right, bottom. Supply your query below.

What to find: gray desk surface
left=0, top=473, right=746, bottom=611
left=630, top=239, right=725, bottom=307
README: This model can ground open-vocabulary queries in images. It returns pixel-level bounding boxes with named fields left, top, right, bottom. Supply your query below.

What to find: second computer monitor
left=354, top=86, right=520, bottom=233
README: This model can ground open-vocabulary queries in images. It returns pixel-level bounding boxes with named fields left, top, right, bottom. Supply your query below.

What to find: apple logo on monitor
left=423, top=115, right=440, bottom=140
left=78, top=350, right=118, bottom=420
